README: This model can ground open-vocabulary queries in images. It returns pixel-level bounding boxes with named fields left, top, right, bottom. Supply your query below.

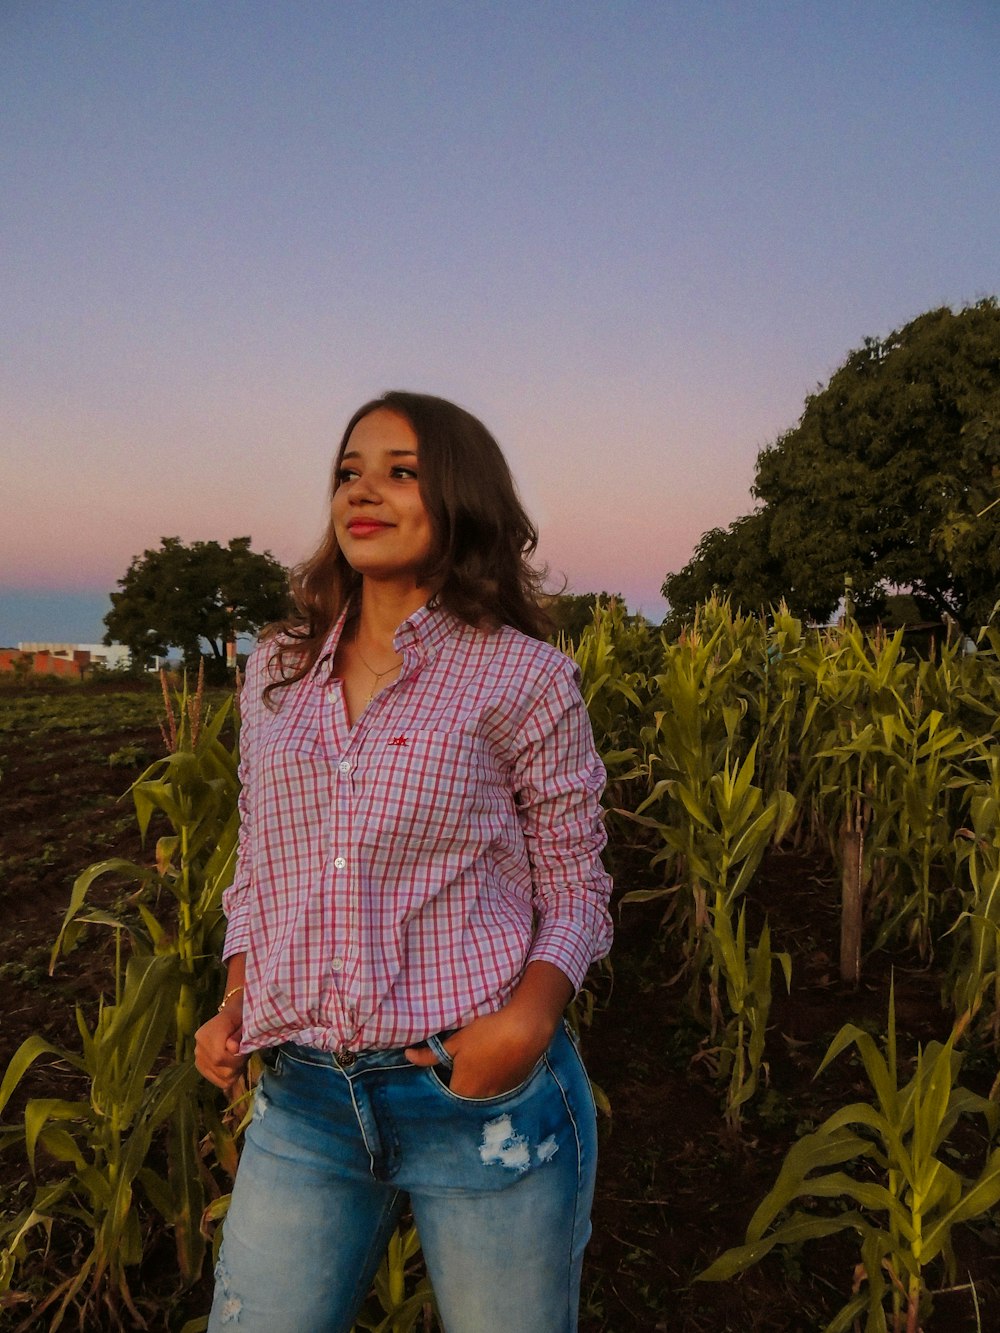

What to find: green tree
left=664, top=300, right=1000, bottom=630
left=103, top=536, right=289, bottom=668
left=548, top=591, right=630, bottom=640
left=661, top=512, right=786, bottom=632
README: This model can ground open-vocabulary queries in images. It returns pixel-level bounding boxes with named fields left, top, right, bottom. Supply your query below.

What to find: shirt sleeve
left=511, top=654, right=614, bottom=991
left=221, top=641, right=268, bottom=959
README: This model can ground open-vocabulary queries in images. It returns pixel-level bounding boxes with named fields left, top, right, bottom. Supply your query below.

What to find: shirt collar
left=311, top=598, right=463, bottom=681
left=393, top=600, right=464, bottom=663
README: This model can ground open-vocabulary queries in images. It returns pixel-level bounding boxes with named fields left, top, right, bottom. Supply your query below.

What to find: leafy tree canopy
left=103, top=536, right=290, bottom=668
left=663, top=300, right=1000, bottom=630
left=548, top=590, right=631, bottom=639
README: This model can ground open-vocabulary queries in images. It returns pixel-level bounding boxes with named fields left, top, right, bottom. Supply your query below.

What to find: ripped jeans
left=207, top=1022, right=597, bottom=1333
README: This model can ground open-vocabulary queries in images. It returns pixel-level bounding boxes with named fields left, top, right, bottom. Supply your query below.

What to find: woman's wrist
left=218, top=983, right=245, bottom=1013
left=218, top=953, right=247, bottom=1018
left=505, top=961, right=573, bottom=1043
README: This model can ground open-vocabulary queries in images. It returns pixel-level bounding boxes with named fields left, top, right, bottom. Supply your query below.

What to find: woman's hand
left=406, top=1006, right=549, bottom=1098
left=404, top=960, right=573, bottom=1098
left=195, top=1006, right=247, bottom=1094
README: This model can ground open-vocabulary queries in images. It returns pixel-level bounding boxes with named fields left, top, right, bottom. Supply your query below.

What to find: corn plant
left=628, top=618, right=755, bottom=963
left=627, top=738, right=793, bottom=1122
left=0, top=672, right=239, bottom=1323
left=0, top=944, right=198, bottom=1329
left=754, top=604, right=810, bottom=804
left=698, top=990, right=1000, bottom=1332
left=560, top=598, right=649, bottom=780
left=952, top=627, right=1000, bottom=743
left=800, top=627, right=913, bottom=983
left=42, top=673, right=240, bottom=1290
left=51, top=669, right=237, bottom=1061
left=629, top=740, right=792, bottom=964
left=355, top=1222, right=438, bottom=1332
left=868, top=702, right=977, bottom=959
left=694, top=746, right=793, bottom=1126
left=706, top=903, right=791, bottom=1130
left=913, top=635, right=969, bottom=727
left=948, top=752, right=1000, bottom=1044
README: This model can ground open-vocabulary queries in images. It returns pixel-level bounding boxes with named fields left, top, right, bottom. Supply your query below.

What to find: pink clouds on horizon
left=7, top=510, right=681, bottom=621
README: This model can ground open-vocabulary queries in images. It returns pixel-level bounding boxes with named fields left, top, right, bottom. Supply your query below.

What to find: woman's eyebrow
left=340, top=448, right=418, bottom=460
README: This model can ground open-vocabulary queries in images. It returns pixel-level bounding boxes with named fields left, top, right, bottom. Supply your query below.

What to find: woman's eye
left=336, top=467, right=359, bottom=483
left=392, top=466, right=418, bottom=480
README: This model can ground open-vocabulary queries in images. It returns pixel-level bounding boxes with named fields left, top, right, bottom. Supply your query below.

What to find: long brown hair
left=264, top=391, right=551, bottom=701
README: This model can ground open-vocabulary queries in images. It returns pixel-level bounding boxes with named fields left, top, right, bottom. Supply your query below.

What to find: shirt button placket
left=332, top=746, right=357, bottom=1045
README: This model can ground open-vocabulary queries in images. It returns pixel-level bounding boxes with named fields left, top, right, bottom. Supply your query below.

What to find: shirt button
left=338, top=760, right=351, bottom=774
left=333, top=855, right=347, bottom=869
left=331, top=957, right=344, bottom=972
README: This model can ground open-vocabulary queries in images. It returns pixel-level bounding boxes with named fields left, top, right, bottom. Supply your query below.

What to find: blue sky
left=2, top=0, right=997, bottom=643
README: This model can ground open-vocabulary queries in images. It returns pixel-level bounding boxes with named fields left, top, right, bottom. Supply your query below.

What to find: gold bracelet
left=218, top=984, right=245, bottom=1012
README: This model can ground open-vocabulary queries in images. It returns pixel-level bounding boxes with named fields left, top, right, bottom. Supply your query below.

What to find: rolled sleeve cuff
left=528, top=906, right=613, bottom=994
left=222, top=917, right=252, bottom=960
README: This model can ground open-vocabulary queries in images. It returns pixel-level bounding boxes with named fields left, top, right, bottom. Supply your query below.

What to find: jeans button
left=337, top=1048, right=356, bottom=1068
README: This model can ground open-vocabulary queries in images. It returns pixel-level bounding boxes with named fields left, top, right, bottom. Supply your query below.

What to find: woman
left=195, top=391, right=613, bottom=1332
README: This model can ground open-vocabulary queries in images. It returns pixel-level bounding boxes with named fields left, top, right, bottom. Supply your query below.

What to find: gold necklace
left=353, top=636, right=402, bottom=705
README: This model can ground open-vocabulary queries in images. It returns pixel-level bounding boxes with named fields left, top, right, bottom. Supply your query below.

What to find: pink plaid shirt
left=223, top=602, right=613, bottom=1054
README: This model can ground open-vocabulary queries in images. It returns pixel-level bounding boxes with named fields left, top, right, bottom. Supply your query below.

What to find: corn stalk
left=628, top=618, right=753, bottom=962
left=698, top=989, right=1000, bottom=1332
left=868, top=703, right=977, bottom=960
left=707, top=905, right=791, bottom=1131
left=949, top=752, right=1000, bottom=1044
left=628, top=738, right=793, bottom=1122
left=801, top=627, right=913, bottom=984
left=0, top=946, right=197, bottom=1329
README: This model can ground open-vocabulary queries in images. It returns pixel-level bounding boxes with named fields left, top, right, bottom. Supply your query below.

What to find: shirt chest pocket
left=353, top=728, right=512, bottom=856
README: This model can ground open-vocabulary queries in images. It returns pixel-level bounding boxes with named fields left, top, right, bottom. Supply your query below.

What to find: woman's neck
left=354, top=579, right=432, bottom=652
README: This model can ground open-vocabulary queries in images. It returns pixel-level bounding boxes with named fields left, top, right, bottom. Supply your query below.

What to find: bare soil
left=1, top=681, right=999, bottom=1331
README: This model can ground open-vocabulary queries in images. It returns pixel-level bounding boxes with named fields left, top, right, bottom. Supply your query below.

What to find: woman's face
left=332, top=408, right=436, bottom=587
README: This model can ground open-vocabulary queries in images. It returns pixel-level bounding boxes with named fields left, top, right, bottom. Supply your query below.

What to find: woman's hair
left=264, top=391, right=551, bottom=700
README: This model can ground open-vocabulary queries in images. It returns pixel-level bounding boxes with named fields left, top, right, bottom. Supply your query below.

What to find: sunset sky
left=2, top=1, right=998, bottom=645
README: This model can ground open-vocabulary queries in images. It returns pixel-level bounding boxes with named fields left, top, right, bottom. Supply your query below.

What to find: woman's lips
left=346, top=520, right=391, bottom=536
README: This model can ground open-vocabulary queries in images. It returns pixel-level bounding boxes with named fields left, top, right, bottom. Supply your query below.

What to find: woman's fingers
left=195, top=1010, right=248, bottom=1090
left=402, top=1043, right=442, bottom=1066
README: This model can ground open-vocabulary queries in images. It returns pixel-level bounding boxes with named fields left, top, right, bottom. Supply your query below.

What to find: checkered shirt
left=223, top=602, right=613, bottom=1053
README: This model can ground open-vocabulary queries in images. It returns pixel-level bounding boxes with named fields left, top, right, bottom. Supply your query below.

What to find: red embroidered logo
left=388, top=735, right=408, bottom=747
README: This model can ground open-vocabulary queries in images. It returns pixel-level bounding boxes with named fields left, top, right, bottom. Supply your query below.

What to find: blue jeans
left=207, top=1022, right=597, bottom=1332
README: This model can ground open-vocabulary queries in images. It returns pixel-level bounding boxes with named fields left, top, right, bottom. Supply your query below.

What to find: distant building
left=0, top=642, right=138, bottom=678
left=18, top=642, right=132, bottom=669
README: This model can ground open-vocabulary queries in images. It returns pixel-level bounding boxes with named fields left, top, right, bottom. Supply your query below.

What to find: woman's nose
left=349, top=474, right=381, bottom=503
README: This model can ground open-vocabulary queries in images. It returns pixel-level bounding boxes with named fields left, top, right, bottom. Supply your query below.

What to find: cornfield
left=3, top=600, right=1000, bottom=1332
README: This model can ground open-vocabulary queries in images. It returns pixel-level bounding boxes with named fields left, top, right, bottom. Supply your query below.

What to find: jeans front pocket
left=426, top=1051, right=547, bottom=1106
